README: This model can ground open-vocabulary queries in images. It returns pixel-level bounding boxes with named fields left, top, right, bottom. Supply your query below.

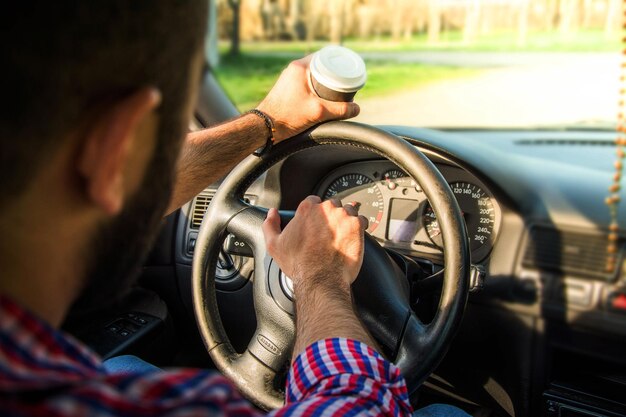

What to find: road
left=252, top=50, right=618, bottom=68
left=351, top=52, right=621, bottom=128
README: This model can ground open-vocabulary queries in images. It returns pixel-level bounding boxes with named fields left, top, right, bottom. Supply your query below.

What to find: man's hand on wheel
left=262, top=196, right=368, bottom=296
left=257, top=56, right=361, bottom=143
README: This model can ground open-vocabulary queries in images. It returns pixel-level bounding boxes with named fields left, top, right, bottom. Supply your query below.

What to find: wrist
left=242, top=110, right=274, bottom=150
left=256, top=102, right=289, bottom=143
left=241, top=113, right=268, bottom=148
left=291, top=281, right=377, bottom=361
left=293, top=269, right=352, bottom=302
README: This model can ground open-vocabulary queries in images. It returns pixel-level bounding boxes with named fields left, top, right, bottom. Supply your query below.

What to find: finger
left=329, top=198, right=342, bottom=208
left=358, top=215, right=369, bottom=231
left=262, top=208, right=282, bottom=249
left=295, top=54, right=313, bottom=66
left=343, top=204, right=358, bottom=217
left=322, top=101, right=360, bottom=120
left=304, top=195, right=322, bottom=204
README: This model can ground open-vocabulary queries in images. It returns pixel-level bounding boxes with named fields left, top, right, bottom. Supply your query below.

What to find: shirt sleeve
left=6, top=368, right=265, bottom=417
left=7, top=340, right=411, bottom=417
left=269, top=338, right=414, bottom=417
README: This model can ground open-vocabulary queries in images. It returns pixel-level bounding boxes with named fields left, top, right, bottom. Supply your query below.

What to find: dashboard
left=178, top=127, right=626, bottom=317
left=315, top=160, right=500, bottom=263
left=174, top=126, right=626, bottom=417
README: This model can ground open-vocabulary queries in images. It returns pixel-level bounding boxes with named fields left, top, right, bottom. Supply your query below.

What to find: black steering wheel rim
left=192, top=121, right=470, bottom=410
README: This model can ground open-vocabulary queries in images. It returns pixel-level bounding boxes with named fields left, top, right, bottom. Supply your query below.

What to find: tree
left=427, top=0, right=441, bottom=44
left=463, top=0, right=481, bottom=45
left=517, top=0, right=530, bottom=47
left=329, top=0, right=345, bottom=44
left=558, top=0, right=579, bottom=39
left=605, top=0, right=622, bottom=40
left=228, top=0, right=241, bottom=56
left=289, top=0, right=306, bottom=40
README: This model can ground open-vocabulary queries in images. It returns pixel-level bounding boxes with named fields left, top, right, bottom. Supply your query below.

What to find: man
left=0, top=2, right=468, bottom=416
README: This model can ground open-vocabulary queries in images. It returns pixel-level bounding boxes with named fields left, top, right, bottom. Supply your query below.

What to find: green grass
left=214, top=54, right=290, bottom=111
left=221, top=29, right=621, bottom=54
left=214, top=53, right=478, bottom=111
left=213, top=28, right=616, bottom=109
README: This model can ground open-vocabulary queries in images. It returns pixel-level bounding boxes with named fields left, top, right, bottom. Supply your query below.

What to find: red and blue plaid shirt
left=0, top=295, right=413, bottom=416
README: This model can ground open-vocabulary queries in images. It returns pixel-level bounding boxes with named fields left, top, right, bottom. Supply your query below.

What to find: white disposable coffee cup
left=309, top=45, right=367, bottom=102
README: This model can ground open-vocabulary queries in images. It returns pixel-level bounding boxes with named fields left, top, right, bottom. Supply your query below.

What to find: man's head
left=0, top=1, right=208, bottom=320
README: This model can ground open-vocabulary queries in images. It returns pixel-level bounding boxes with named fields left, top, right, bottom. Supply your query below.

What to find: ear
left=78, top=88, right=161, bottom=215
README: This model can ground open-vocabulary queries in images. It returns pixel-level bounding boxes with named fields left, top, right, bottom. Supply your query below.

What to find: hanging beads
left=606, top=13, right=626, bottom=273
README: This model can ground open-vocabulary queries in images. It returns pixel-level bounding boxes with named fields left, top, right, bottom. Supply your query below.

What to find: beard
left=67, top=102, right=186, bottom=317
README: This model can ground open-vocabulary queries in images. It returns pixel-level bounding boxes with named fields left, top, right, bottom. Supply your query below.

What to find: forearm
left=284, top=285, right=412, bottom=416
left=166, top=54, right=359, bottom=215
left=292, top=278, right=377, bottom=361
left=166, top=113, right=267, bottom=214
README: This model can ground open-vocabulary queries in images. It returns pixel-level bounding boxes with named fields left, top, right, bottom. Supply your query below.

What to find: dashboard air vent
left=190, top=189, right=216, bottom=229
left=522, top=226, right=620, bottom=281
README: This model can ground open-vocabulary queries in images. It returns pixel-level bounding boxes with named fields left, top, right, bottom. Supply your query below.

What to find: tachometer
left=423, top=181, right=495, bottom=251
left=323, top=173, right=384, bottom=233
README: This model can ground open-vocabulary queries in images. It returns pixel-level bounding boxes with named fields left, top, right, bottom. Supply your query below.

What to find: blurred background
left=211, top=0, right=622, bottom=128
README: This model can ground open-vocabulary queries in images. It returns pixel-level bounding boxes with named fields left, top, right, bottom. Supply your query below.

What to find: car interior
left=61, top=47, right=626, bottom=417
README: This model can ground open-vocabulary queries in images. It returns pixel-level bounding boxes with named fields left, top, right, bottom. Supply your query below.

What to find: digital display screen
left=387, top=198, right=419, bottom=243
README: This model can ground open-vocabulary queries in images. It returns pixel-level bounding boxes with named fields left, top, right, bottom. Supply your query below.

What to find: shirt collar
left=0, top=293, right=104, bottom=391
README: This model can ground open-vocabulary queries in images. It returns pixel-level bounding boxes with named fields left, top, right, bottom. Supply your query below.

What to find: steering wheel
left=192, top=121, right=470, bottom=410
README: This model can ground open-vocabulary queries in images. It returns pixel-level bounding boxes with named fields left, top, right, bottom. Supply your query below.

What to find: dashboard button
left=608, top=292, right=626, bottom=313
left=187, top=232, right=198, bottom=255
left=224, top=234, right=253, bottom=257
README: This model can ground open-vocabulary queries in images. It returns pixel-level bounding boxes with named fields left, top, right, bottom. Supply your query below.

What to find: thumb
left=323, top=101, right=361, bottom=120
left=262, top=208, right=282, bottom=251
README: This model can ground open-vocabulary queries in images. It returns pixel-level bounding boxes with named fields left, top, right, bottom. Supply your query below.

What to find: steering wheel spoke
left=225, top=203, right=267, bottom=248
left=246, top=325, right=293, bottom=372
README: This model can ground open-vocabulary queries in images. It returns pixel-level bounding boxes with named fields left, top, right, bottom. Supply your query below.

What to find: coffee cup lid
left=310, top=45, right=367, bottom=93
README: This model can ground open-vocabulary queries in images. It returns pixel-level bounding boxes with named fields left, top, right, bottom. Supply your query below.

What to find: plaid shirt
left=0, top=295, right=413, bottom=416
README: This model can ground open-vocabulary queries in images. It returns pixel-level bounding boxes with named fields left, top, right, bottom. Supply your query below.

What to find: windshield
left=212, top=0, right=620, bottom=129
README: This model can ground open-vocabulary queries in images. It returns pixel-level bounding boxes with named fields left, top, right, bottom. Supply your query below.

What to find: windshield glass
left=212, top=0, right=620, bottom=129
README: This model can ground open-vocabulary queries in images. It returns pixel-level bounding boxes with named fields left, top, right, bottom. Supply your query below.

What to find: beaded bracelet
left=246, top=109, right=276, bottom=157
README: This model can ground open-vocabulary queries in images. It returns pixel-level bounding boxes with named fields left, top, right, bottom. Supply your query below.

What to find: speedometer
left=423, top=181, right=495, bottom=251
left=323, top=173, right=384, bottom=233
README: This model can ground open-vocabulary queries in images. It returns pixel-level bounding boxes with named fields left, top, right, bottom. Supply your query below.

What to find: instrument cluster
left=316, top=161, right=500, bottom=263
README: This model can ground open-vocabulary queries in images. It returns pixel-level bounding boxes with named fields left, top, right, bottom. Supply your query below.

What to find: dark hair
left=0, top=1, right=208, bottom=209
